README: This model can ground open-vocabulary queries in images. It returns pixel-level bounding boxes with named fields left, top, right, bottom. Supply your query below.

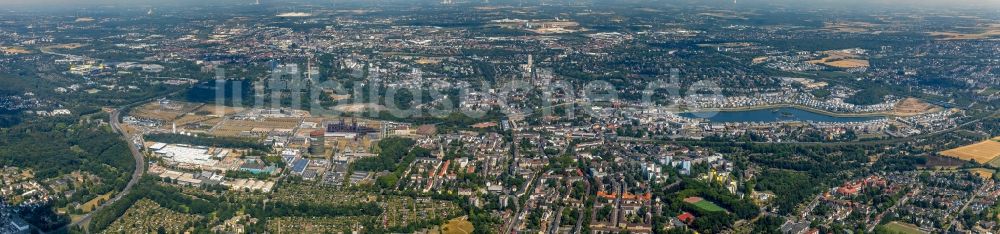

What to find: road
left=797, top=193, right=824, bottom=221
left=867, top=187, right=920, bottom=232
left=943, top=180, right=992, bottom=231
left=549, top=206, right=564, bottom=234
left=58, top=85, right=187, bottom=232
left=572, top=179, right=591, bottom=233
left=66, top=109, right=146, bottom=231
left=37, top=45, right=183, bottom=232
left=503, top=171, right=539, bottom=234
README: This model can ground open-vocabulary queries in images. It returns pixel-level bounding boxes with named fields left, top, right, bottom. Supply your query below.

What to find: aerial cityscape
left=0, top=0, right=998, bottom=233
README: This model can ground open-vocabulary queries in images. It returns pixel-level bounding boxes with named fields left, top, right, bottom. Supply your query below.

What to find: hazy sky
left=1, top=0, right=998, bottom=8
left=743, top=0, right=1000, bottom=7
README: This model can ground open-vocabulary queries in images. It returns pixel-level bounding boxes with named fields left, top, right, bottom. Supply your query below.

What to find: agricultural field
left=102, top=199, right=201, bottom=234
left=807, top=50, right=870, bottom=68
left=927, top=24, right=1000, bottom=40
left=938, top=139, right=1000, bottom=164
left=824, top=59, right=870, bottom=68
left=967, top=168, right=995, bottom=180
left=822, top=21, right=877, bottom=33
left=683, top=197, right=727, bottom=213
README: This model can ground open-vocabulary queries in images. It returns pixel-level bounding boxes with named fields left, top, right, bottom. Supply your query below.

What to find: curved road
left=39, top=45, right=178, bottom=233
left=65, top=109, right=146, bottom=231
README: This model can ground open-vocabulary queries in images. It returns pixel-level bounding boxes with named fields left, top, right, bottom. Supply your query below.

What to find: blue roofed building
left=291, top=158, right=310, bottom=175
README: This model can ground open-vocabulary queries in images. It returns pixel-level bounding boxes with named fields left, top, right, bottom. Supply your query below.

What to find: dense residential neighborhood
left=0, top=0, right=999, bottom=233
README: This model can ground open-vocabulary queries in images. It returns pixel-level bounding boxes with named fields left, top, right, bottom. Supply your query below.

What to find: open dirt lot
left=131, top=101, right=204, bottom=122
left=210, top=118, right=301, bottom=137
left=333, top=103, right=385, bottom=113
left=1, top=46, right=31, bottom=54
left=893, top=98, right=939, bottom=116
left=193, top=105, right=244, bottom=116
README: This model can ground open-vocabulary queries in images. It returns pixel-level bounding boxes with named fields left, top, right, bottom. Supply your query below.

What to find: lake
left=679, top=107, right=884, bottom=123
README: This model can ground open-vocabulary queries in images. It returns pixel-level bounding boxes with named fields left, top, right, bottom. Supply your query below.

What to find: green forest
left=0, top=116, right=134, bottom=232
left=0, top=117, right=133, bottom=190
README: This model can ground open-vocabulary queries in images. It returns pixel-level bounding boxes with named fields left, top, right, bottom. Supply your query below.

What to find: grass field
left=880, top=221, right=927, bottom=234
left=428, top=217, right=474, bottom=234
left=989, top=157, right=1000, bottom=168
left=684, top=197, right=727, bottom=213
left=692, top=200, right=727, bottom=212
left=939, top=139, right=1000, bottom=163
left=80, top=192, right=113, bottom=213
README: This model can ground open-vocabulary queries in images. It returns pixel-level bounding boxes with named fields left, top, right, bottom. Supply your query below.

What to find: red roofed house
left=677, top=212, right=696, bottom=224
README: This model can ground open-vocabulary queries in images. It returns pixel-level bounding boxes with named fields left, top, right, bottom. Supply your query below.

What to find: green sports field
left=692, top=200, right=727, bottom=213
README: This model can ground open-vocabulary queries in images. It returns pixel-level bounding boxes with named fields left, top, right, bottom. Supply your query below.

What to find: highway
left=66, top=109, right=146, bottom=231
left=55, top=87, right=188, bottom=232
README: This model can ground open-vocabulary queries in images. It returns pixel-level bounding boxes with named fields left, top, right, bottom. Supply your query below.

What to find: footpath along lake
left=679, top=107, right=884, bottom=123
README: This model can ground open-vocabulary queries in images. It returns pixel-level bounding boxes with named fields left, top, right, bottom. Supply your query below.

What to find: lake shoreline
left=678, top=105, right=887, bottom=123
left=676, top=104, right=893, bottom=118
